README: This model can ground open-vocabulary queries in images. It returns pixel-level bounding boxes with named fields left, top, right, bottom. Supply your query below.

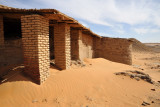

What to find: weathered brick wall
left=93, top=37, right=101, bottom=58
left=70, top=29, right=80, bottom=60
left=0, top=15, right=4, bottom=46
left=21, top=14, right=49, bottom=84
left=94, top=37, right=132, bottom=65
left=54, top=23, right=71, bottom=69
left=0, top=39, right=23, bottom=66
left=70, top=30, right=94, bottom=61
left=79, top=33, right=93, bottom=61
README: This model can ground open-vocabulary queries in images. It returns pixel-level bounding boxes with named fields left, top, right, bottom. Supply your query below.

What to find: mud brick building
left=0, top=5, right=132, bottom=84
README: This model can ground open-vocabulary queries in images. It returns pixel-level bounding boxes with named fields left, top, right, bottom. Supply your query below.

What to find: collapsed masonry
left=0, top=5, right=132, bottom=84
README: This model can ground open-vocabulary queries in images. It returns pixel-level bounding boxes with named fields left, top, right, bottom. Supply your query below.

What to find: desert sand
left=0, top=44, right=160, bottom=107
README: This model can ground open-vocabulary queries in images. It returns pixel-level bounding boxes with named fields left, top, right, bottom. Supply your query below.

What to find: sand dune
left=129, top=38, right=152, bottom=52
left=0, top=58, right=159, bottom=107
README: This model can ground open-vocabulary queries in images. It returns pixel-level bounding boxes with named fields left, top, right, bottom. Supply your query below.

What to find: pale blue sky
left=0, top=0, right=160, bottom=43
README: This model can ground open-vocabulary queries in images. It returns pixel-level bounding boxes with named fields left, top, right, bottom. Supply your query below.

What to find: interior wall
left=0, top=17, right=23, bottom=66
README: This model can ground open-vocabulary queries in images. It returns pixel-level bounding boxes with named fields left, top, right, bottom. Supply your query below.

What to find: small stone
left=85, top=96, right=92, bottom=101
left=130, top=74, right=135, bottom=78
left=77, top=61, right=81, bottom=64
left=134, top=77, right=140, bottom=81
left=135, top=74, right=142, bottom=78
left=82, top=64, right=86, bottom=67
left=32, top=99, right=38, bottom=103
left=140, top=75, right=145, bottom=79
left=120, top=72, right=127, bottom=75
left=156, top=99, right=160, bottom=101
left=141, top=101, right=150, bottom=106
left=115, top=72, right=121, bottom=75
left=146, top=79, right=154, bottom=84
left=42, top=99, right=47, bottom=102
left=151, top=89, right=156, bottom=91
left=151, top=101, right=154, bottom=103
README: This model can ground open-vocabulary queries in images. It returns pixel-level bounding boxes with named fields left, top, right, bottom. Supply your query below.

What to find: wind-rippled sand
left=0, top=57, right=160, bottom=107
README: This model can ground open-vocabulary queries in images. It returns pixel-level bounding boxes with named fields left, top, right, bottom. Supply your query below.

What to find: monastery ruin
left=0, top=5, right=132, bottom=84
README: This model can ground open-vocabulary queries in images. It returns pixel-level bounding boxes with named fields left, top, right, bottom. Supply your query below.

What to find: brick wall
left=21, top=14, right=50, bottom=84
left=70, top=28, right=80, bottom=60
left=94, top=37, right=132, bottom=65
left=79, top=33, right=93, bottom=61
left=0, top=39, right=23, bottom=66
left=54, top=22, right=71, bottom=69
left=70, top=30, right=94, bottom=61
left=0, top=15, right=4, bottom=46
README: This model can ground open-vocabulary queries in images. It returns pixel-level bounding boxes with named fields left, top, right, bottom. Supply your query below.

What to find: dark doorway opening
left=4, top=17, right=22, bottom=40
left=0, top=17, right=23, bottom=79
left=49, top=25, right=55, bottom=60
left=2, top=17, right=23, bottom=65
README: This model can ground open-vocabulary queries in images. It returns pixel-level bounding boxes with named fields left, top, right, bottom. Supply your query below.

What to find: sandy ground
left=0, top=45, right=160, bottom=107
left=132, top=52, right=160, bottom=82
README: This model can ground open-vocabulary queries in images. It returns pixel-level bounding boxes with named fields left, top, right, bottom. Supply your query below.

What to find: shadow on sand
left=0, top=64, right=60, bottom=85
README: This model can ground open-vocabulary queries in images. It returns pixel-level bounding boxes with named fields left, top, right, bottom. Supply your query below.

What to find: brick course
left=21, top=14, right=50, bottom=84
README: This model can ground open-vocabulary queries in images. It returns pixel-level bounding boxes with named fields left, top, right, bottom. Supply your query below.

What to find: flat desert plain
left=0, top=43, right=160, bottom=107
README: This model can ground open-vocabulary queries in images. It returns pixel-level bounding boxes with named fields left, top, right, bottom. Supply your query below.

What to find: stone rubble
left=115, top=70, right=158, bottom=84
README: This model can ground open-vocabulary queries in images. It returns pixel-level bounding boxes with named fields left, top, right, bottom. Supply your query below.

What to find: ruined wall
left=79, top=33, right=93, bottom=61
left=94, top=37, right=132, bottom=65
left=70, top=30, right=94, bottom=61
left=21, top=14, right=49, bottom=84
